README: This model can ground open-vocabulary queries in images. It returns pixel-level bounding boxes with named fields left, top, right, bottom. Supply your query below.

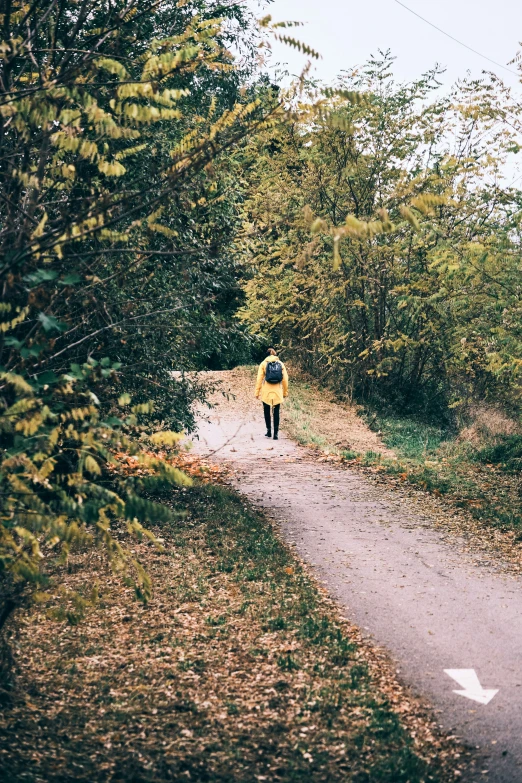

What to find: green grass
left=285, top=390, right=327, bottom=448
left=370, top=415, right=452, bottom=461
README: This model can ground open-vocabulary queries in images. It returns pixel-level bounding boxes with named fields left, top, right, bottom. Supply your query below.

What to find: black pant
left=263, top=402, right=280, bottom=434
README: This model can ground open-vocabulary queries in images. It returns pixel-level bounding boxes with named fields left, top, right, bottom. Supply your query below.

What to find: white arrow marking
left=444, top=669, right=499, bottom=705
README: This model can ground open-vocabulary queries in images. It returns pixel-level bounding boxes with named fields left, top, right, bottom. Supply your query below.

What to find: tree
left=239, top=53, right=522, bottom=415
left=0, top=0, right=281, bottom=626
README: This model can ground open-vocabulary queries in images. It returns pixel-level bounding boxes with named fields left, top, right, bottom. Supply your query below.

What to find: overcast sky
left=254, top=0, right=522, bottom=92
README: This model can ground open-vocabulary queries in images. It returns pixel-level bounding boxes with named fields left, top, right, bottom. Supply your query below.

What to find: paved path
left=192, top=405, right=522, bottom=783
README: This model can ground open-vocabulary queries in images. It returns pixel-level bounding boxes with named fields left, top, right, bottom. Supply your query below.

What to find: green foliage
left=0, top=0, right=281, bottom=623
left=239, top=53, right=522, bottom=416
left=0, top=348, right=188, bottom=606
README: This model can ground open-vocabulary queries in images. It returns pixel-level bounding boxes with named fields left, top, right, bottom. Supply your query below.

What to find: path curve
left=191, top=396, right=522, bottom=783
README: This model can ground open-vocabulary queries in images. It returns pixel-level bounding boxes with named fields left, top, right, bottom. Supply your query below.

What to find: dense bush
left=0, top=0, right=280, bottom=626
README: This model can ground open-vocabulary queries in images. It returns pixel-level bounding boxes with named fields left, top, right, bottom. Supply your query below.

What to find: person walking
left=255, top=348, right=289, bottom=440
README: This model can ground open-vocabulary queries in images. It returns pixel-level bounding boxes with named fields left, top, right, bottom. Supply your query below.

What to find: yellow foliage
left=399, top=205, right=420, bottom=231
left=131, top=401, right=155, bottom=415
left=149, top=431, right=184, bottom=446
left=84, top=455, right=101, bottom=475
left=410, top=194, right=447, bottom=215
left=15, top=412, right=44, bottom=437
left=160, top=463, right=193, bottom=486
left=94, top=57, right=130, bottom=79
left=98, top=159, right=126, bottom=177
left=0, top=306, right=30, bottom=332
left=0, top=370, right=34, bottom=396
left=310, top=217, right=327, bottom=234
left=148, top=222, right=179, bottom=238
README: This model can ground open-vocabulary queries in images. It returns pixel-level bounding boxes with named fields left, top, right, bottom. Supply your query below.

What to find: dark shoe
left=265, top=430, right=271, bottom=438
left=273, top=433, right=279, bottom=440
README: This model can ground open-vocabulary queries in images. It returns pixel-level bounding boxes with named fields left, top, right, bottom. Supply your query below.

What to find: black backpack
left=265, top=360, right=283, bottom=384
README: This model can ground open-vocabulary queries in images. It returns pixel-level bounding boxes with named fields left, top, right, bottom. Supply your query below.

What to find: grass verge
left=282, top=373, right=393, bottom=458
left=0, top=482, right=459, bottom=782
left=361, top=412, right=522, bottom=533
left=282, top=372, right=521, bottom=533
left=284, top=384, right=328, bottom=449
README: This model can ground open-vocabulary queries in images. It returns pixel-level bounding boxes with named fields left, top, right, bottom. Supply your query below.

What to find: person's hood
left=266, top=356, right=281, bottom=362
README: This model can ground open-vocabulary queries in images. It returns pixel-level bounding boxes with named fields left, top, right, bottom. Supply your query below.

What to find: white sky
left=254, top=0, right=522, bottom=92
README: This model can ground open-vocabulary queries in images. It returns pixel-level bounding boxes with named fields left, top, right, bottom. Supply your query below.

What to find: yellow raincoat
left=255, top=356, right=289, bottom=406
